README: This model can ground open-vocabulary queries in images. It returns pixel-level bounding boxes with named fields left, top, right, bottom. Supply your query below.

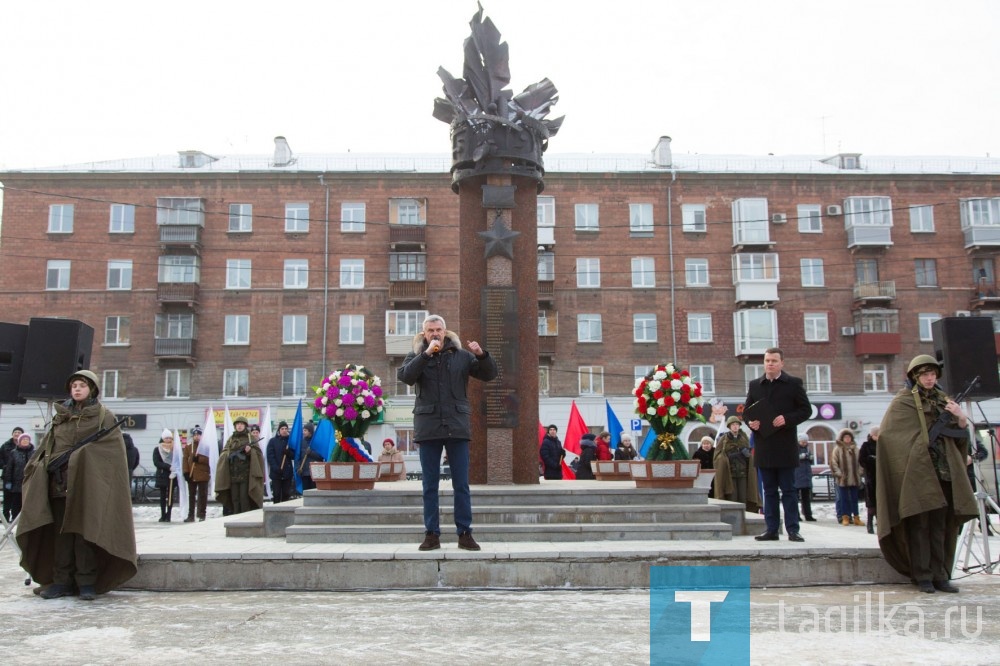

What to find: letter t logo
left=674, top=591, right=729, bottom=641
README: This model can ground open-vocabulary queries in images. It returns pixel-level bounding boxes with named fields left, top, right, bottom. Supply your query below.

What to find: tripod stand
left=957, top=460, right=1000, bottom=573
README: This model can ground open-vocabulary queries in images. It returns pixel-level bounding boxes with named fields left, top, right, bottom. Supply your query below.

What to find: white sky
left=1, top=0, right=998, bottom=169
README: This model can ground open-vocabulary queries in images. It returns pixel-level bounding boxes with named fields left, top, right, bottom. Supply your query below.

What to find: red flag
left=561, top=401, right=589, bottom=480
left=538, top=421, right=546, bottom=448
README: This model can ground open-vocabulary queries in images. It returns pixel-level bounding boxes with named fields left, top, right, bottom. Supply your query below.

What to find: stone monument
left=434, top=5, right=563, bottom=484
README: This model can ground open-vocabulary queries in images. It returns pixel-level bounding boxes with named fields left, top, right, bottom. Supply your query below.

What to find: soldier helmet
left=907, top=354, right=941, bottom=380
left=725, top=416, right=742, bottom=427
left=66, top=369, right=100, bottom=398
left=233, top=415, right=249, bottom=426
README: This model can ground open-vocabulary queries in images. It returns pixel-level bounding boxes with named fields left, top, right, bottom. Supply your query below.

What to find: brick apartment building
left=2, top=137, right=1000, bottom=463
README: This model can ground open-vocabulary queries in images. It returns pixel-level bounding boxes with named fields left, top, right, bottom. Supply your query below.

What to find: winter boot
left=867, top=514, right=875, bottom=534
left=852, top=515, right=864, bottom=526
left=840, top=515, right=850, bottom=526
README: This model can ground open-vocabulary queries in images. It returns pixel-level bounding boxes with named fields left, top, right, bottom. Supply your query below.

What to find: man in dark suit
left=744, top=348, right=812, bottom=542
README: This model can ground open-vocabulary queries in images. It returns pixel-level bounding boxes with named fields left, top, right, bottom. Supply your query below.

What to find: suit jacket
left=743, top=371, right=811, bottom=469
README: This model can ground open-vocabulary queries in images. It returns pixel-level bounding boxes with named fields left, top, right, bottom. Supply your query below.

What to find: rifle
left=926, top=375, right=979, bottom=450
left=46, top=417, right=128, bottom=473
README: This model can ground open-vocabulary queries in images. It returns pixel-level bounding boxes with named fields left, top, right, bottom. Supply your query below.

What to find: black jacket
left=3, top=444, right=35, bottom=492
left=576, top=434, right=597, bottom=480
left=297, top=436, right=324, bottom=478
left=152, top=446, right=175, bottom=489
left=539, top=435, right=563, bottom=479
left=398, top=331, right=498, bottom=443
left=744, top=371, right=811, bottom=468
left=266, top=435, right=295, bottom=480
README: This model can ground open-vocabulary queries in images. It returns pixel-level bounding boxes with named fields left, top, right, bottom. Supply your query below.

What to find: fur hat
left=303, top=421, right=315, bottom=435
left=277, top=421, right=289, bottom=430
left=191, top=426, right=203, bottom=435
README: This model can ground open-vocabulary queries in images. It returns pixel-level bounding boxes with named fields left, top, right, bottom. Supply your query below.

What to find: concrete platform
left=122, top=481, right=928, bottom=592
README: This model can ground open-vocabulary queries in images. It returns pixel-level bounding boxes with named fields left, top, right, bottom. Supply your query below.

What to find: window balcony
left=388, top=280, right=427, bottom=306
left=159, top=224, right=202, bottom=251
left=157, top=282, right=200, bottom=307
left=389, top=224, right=426, bottom=249
left=971, top=280, right=1000, bottom=309
left=385, top=334, right=414, bottom=357
left=154, top=338, right=196, bottom=364
left=853, top=332, right=901, bottom=357
left=853, top=281, right=895, bottom=305
left=538, top=279, right=555, bottom=306
left=538, top=335, right=557, bottom=357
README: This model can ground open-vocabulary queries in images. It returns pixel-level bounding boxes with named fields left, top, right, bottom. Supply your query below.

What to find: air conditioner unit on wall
left=771, top=213, right=787, bottom=224
left=954, top=310, right=971, bottom=317
left=847, top=420, right=861, bottom=431
left=826, top=204, right=843, bottom=216
left=841, top=326, right=855, bottom=336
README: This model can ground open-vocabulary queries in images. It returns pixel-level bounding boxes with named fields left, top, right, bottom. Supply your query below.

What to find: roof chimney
left=652, top=136, right=672, bottom=168
left=273, top=136, right=294, bottom=167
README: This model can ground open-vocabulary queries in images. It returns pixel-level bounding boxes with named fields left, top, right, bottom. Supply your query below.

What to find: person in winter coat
left=713, top=416, right=760, bottom=512
left=830, top=428, right=863, bottom=526
left=17, top=369, right=137, bottom=600
left=858, top=426, right=879, bottom=533
left=0, top=426, right=24, bottom=522
left=297, top=421, right=323, bottom=491
left=793, top=434, right=816, bottom=522
left=152, top=429, right=178, bottom=522
left=266, top=421, right=295, bottom=503
left=539, top=424, right=564, bottom=480
left=595, top=432, right=613, bottom=461
left=182, top=426, right=211, bottom=522
left=123, top=431, right=140, bottom=478
left=215, top=416, right=264, bottom=515
left=692, top=436, right=715, bottom=470
left=2, top=433, right=35, bottom=520
left=614, top=435, right=638, bottom=461
left=575, top=433, right=598, bottom=480
left=378, top=438, right=407, bottom=481
left=397, top=314, right=498, bottom=552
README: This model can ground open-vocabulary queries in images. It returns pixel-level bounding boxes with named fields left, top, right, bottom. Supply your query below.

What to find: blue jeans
left=836, top=485, right=860, bottom=519
left=418, top=438, right=472, bottom=536
left=758, top=467, right=799, bottom=535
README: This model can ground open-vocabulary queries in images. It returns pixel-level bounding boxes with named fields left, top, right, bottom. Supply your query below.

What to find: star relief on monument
left=477, top=214, right=521, bottom=260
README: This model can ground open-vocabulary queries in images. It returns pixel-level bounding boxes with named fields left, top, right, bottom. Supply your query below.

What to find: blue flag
left=639, top=427, right=657, bottom=458
left=288, top=400, right=304, bottom=494
left=311, top=418, right=336, bottom=463
left=605, top=400, right=624, bottom=449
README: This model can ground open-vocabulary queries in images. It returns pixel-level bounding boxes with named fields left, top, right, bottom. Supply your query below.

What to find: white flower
left=335, top=408, right=344, bottom=417
left=672, top=391, right=681, bottom=401
left=320, top=396, right=329, bottom=405
left=634, top=377, right=644, bottom=389
left=351, top=378, right=358, bottom=385
left=648, top=380, right=661, bottom=392
left=653, top=370, right=667, bottom=380
left=356, top=396, right=365, bottom=405
left=689, top=397, right=699, bottom=407
left=670, top=379, right=683, bottom=390
left=646, top=406, right=657, bottom=416
left=334, top=398, right=343, bottom=407
left=322, top=382, right=331, bottom=391
left=657, top=397, right=665, bottom=406
left=361, top=410, right=371, bottom=419
left=665, top=364, right=675, bottom=374
left=377, top=404, right=384, bottom=413
left=669, top=406, right=679, bottom=416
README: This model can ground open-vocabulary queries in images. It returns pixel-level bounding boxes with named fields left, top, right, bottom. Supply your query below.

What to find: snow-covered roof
left=5, top=152, right=1000, bottom=176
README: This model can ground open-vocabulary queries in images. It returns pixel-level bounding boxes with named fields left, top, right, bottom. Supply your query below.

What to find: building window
left=157, top=198, right=204, bottom=226
left=284, top=259, right=309, bottom=289
left=806, top=365, right=832, bottom=393
left=685, top=258, right=709, bottom=286
left=909, top=205, right=935, bottom=233
left=539, top=366, right=550, bottom=396
left=629, top=203, right=653, bottom=234
left=226, top=259, right=251, bottom=289
left=340, top=259, right=365, bottom=288
left=109, top=204, right=135, bottom=233
left=744, top=364, right=764, bottom=392
left=285, top=203, right=309, bottom=233
left=797, top=204, right=822, bottom=233
left=46, top=260, right=70, bottom=290
left=960, top=197, right=1000, bottom=226
left=732, top=198, right=769, bottom=244
left=104, top=316, right=131, bottom=346
left=393, top=198, right=424, bottom=225
left=339, top=314, right=364, bottom=344
left=915, top=259, right=938, bottom=287
left=845, top=196, right=892, bottom=226
left=386, top=310, right=428, bottom=336
left=634, top=366, right=654, bottom=383
left=576, top=258, right=601, bottom=288
left=538, top=252, right=555, bottom=281
left=155, top=313, right=195, bottom=339
left=281, top=315, right=307, bottom=344
left=229, top=203, right=252, bottom=232
left=577, top=314, right=602, bottom=343
left=165, top=369, right=191, bottom=399
left=803, top=313, right=829, bottom=342
left=800, top=258, right=825, bottom=287
left=688, top=313, right=713, bottom=342
left=159, top=256, right=199, bottom=283
left=48, top=204, right=74, bottom=233
left=102, top=370, right=125, bottom=399
left=574, top=203, right=599, bottom=231
left=682, top=204, right=706, bottom=233
left=341, top=202, right=366, bottom=233
left=224, top=315, right=250, bottom=345
left=633, top=313, right=657, bottom=343
left=734, top=310, right=778, bottom=355
left=389, top=363, right=417, bottom=397
left=223, top=369, right=249, bottom=398
left=538, top=310, right=558, bottom=336
left=689, top=364, right=715, bottom=395
left=631, top=257, right=655, bottom=288
left=107, top=260, right=133, bottom=290
left=863, top=364, right=888, bottom=393
left=390, top=253, right=426, bottom=281
left=855, top=259, right=879, bottom=284
left=282, top=368, right=308, bottom=397
left=919, top=313, right=941, bottom=341
left=578, top=366, right=604, bottom=395
left=733, top=253, right=779, bottom=281
left=537, top=196, right=555, bottom=227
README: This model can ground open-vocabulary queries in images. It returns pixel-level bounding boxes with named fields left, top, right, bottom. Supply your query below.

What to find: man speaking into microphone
left=398, top=314, right=498, bottom=551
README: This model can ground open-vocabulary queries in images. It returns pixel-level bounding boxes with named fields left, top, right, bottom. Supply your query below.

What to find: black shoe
left=787, top=532, right=805, bottom=542
left=933, top=580, right=960, bottom=593
left=39, top=584, right=74, bottom=599
left=755, top=532, right=779, bottom=541
left=804, top=517, right=817, bottom=522
left=184, top=517, right=195, bottom=523
left=418, top=532, right=440, bottom=551
left=458, top=531, right=481, bottom=551
left=78, top=585, right=97, bottom=601
left=917, top=580, right=936, bottom=594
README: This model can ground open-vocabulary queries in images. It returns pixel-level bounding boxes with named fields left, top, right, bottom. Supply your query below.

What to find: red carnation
left=696, top=405, right=703, bottom=414
left=680, top=370, right=689, bottom=377
left=694, top=386, right=702, bottom=397
left=656, top=406, right=668, bottom=416
left=671, top=372, right=681, bottom=380
left=653, top=390, right=664, bottom=399
left=677, top=407, right=688, bottom=418
left=664, top=396, right=675, bottom=407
